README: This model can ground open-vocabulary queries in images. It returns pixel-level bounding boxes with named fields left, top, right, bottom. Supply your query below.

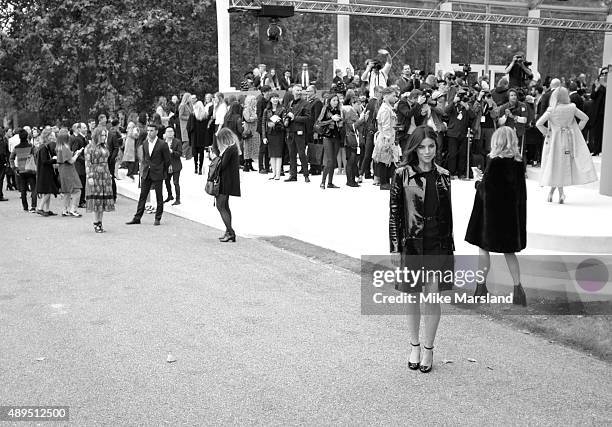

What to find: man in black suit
left=256, top=85, right=272, bottom=173
left=305, top=85, right=323, bottom=175
left=0, top=129, right=9, bottom=202
left=295, top=63, right=317, bottom=89
left=280, top=70, right=293, bottom=91
left=568, top=82, right=584, bottom=113
left=106, top=118, right=122, bottom=202
left=537, top=78, right=560, bottom=118
left=162, top=126, right=183, bottom=206
left=284, top=85, right=311, bottom=182
left=71, top=123, right=88, bottom=207
left=126, top=123, right=171, bottom=226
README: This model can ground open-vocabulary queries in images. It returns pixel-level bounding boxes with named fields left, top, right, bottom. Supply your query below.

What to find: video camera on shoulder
left=458, top=63, right=472, bottom=74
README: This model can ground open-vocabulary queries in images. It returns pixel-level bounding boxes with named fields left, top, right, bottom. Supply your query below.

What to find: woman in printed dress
left=242, top=95, right=260, bottom=172
left=85, top=127, right=115, bottom=233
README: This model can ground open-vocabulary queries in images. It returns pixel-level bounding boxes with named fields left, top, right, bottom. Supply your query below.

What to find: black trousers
left=286, top=132, right=309, bottom=178
left=360, top=131, right=375, bottom=178
left=77, top=174, right=86, bottom=204
left=16, top=172, right=37, bottom=210
left=447, top=135, right=467, bottom=177
left=376, top=162, right=395, bottom=186
left=0, top=165, right=5, bottom=198
left=165, top=171, right=181, bottom=201
left=346, top=147, right=359, bottom=184
left=134, top=177, right=163, bottom=221
left=126, top=162, right=138, bottom=177
left=436, top=132, right=448, bottom=168
left=589, top=122, right=603, bottom=155
left=322, top=137, right=340, bottom=184
left=193, top=147, right=205, bottom=172
left=108, top=160, right=117, bottom=201
left=258, top=141, right=270, bottom=171
left=398, top=132, right=410, bottom=160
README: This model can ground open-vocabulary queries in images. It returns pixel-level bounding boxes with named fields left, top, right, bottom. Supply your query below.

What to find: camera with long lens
left=457, top=91, right=473, bottom=103
left=516, top=55, right=532, bottom=67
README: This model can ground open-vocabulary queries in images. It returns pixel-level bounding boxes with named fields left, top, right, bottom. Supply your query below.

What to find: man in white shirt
left=361, top=51, right=392, bottom=92
left=296, top=63, right=317, bottom=89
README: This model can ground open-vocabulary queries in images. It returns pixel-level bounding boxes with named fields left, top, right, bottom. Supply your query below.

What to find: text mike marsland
left=372, top=292, right=514, bottom=305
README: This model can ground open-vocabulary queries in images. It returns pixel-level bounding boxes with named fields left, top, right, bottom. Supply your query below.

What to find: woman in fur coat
left=465, top=126, right=527, bottom=306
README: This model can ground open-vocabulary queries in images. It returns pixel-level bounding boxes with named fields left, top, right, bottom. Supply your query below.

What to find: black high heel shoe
left=419, top=346, right=434, bottom=373
left=474, top=281, right=489, bottom=298
left=220, top=232, right=236, bottom=243
left=513, top=283, right=527, bottom=306
left=218, top=231, right=229, bottom=240
left=408, top=342, right=421, bottom=370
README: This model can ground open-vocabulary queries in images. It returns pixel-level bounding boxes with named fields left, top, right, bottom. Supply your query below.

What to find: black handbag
left=313, top=106, right=329, bottom=135
left=205, top=156, right=221, bottom=196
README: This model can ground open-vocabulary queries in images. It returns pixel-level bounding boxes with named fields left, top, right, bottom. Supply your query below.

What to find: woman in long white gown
left=536, top=87, right=597, bottom=203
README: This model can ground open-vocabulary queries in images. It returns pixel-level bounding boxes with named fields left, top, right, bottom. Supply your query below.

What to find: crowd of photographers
left=238, top=53, right=606, bottom=186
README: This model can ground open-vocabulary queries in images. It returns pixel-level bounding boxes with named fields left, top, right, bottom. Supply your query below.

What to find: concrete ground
left=1, top=196, right=610, bottom=425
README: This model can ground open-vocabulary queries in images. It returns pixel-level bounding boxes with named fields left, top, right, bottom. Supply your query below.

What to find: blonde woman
left=465, top=126, right=527, bottom=306
left=242, top=95, right=260, bottom=172
left=536, top=87, right=597, bottom=204
left=178, top=92, right=193, bottom=160
left=35, top=128, right=59, bottom=216
left=213, top=128, right=241, bottom=242
left=187, top=101, right=210, bottom=175
left=213, top=92, right=228, bottom=134
left=122, top=122, right=139, bottom=180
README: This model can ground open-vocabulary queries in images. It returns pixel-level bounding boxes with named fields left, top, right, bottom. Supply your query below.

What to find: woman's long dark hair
left=401, top=125, right=438, bottom=167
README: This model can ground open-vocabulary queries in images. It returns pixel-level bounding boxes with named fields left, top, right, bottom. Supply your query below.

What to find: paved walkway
left=116, top=158, right=612, bottom=257
left=1, top=197, right=610, bottom=424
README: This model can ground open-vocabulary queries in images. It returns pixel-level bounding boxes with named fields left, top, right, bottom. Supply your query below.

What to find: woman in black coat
left=187, top=100, right=212, bottom=175
left=35, top=128, right=59, bottom=216
left=465, top=126, right=527, bottom=306
left=214, top=128, right=241, bottom=242
left=389, top=126, right=454, bottom=374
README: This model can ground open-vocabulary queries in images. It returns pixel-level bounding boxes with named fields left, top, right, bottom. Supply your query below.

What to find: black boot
left=513, top=283, right=527, bottom=306
left=474, top=281, right=489, bottom=298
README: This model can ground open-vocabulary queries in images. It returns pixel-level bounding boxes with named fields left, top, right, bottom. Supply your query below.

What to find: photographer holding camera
left=497, top=89, right=529, bottom=145
left=444, top=90, right=475, bottom=179
left=471, top=88, right=498, bottom=169
left=361, top=50, right=392, bottom=92
left=395, top=64, right=421, bottom=94
left=395, top=90, right=427, bottom=153
left=504, top=52, right=533, bottom=89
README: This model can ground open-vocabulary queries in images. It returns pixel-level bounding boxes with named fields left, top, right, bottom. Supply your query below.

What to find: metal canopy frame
left=228, top=0, right=612, bottom=32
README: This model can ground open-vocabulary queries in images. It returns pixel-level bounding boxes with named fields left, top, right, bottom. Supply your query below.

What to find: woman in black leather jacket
left=389, top=125, right=454, bottom=374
